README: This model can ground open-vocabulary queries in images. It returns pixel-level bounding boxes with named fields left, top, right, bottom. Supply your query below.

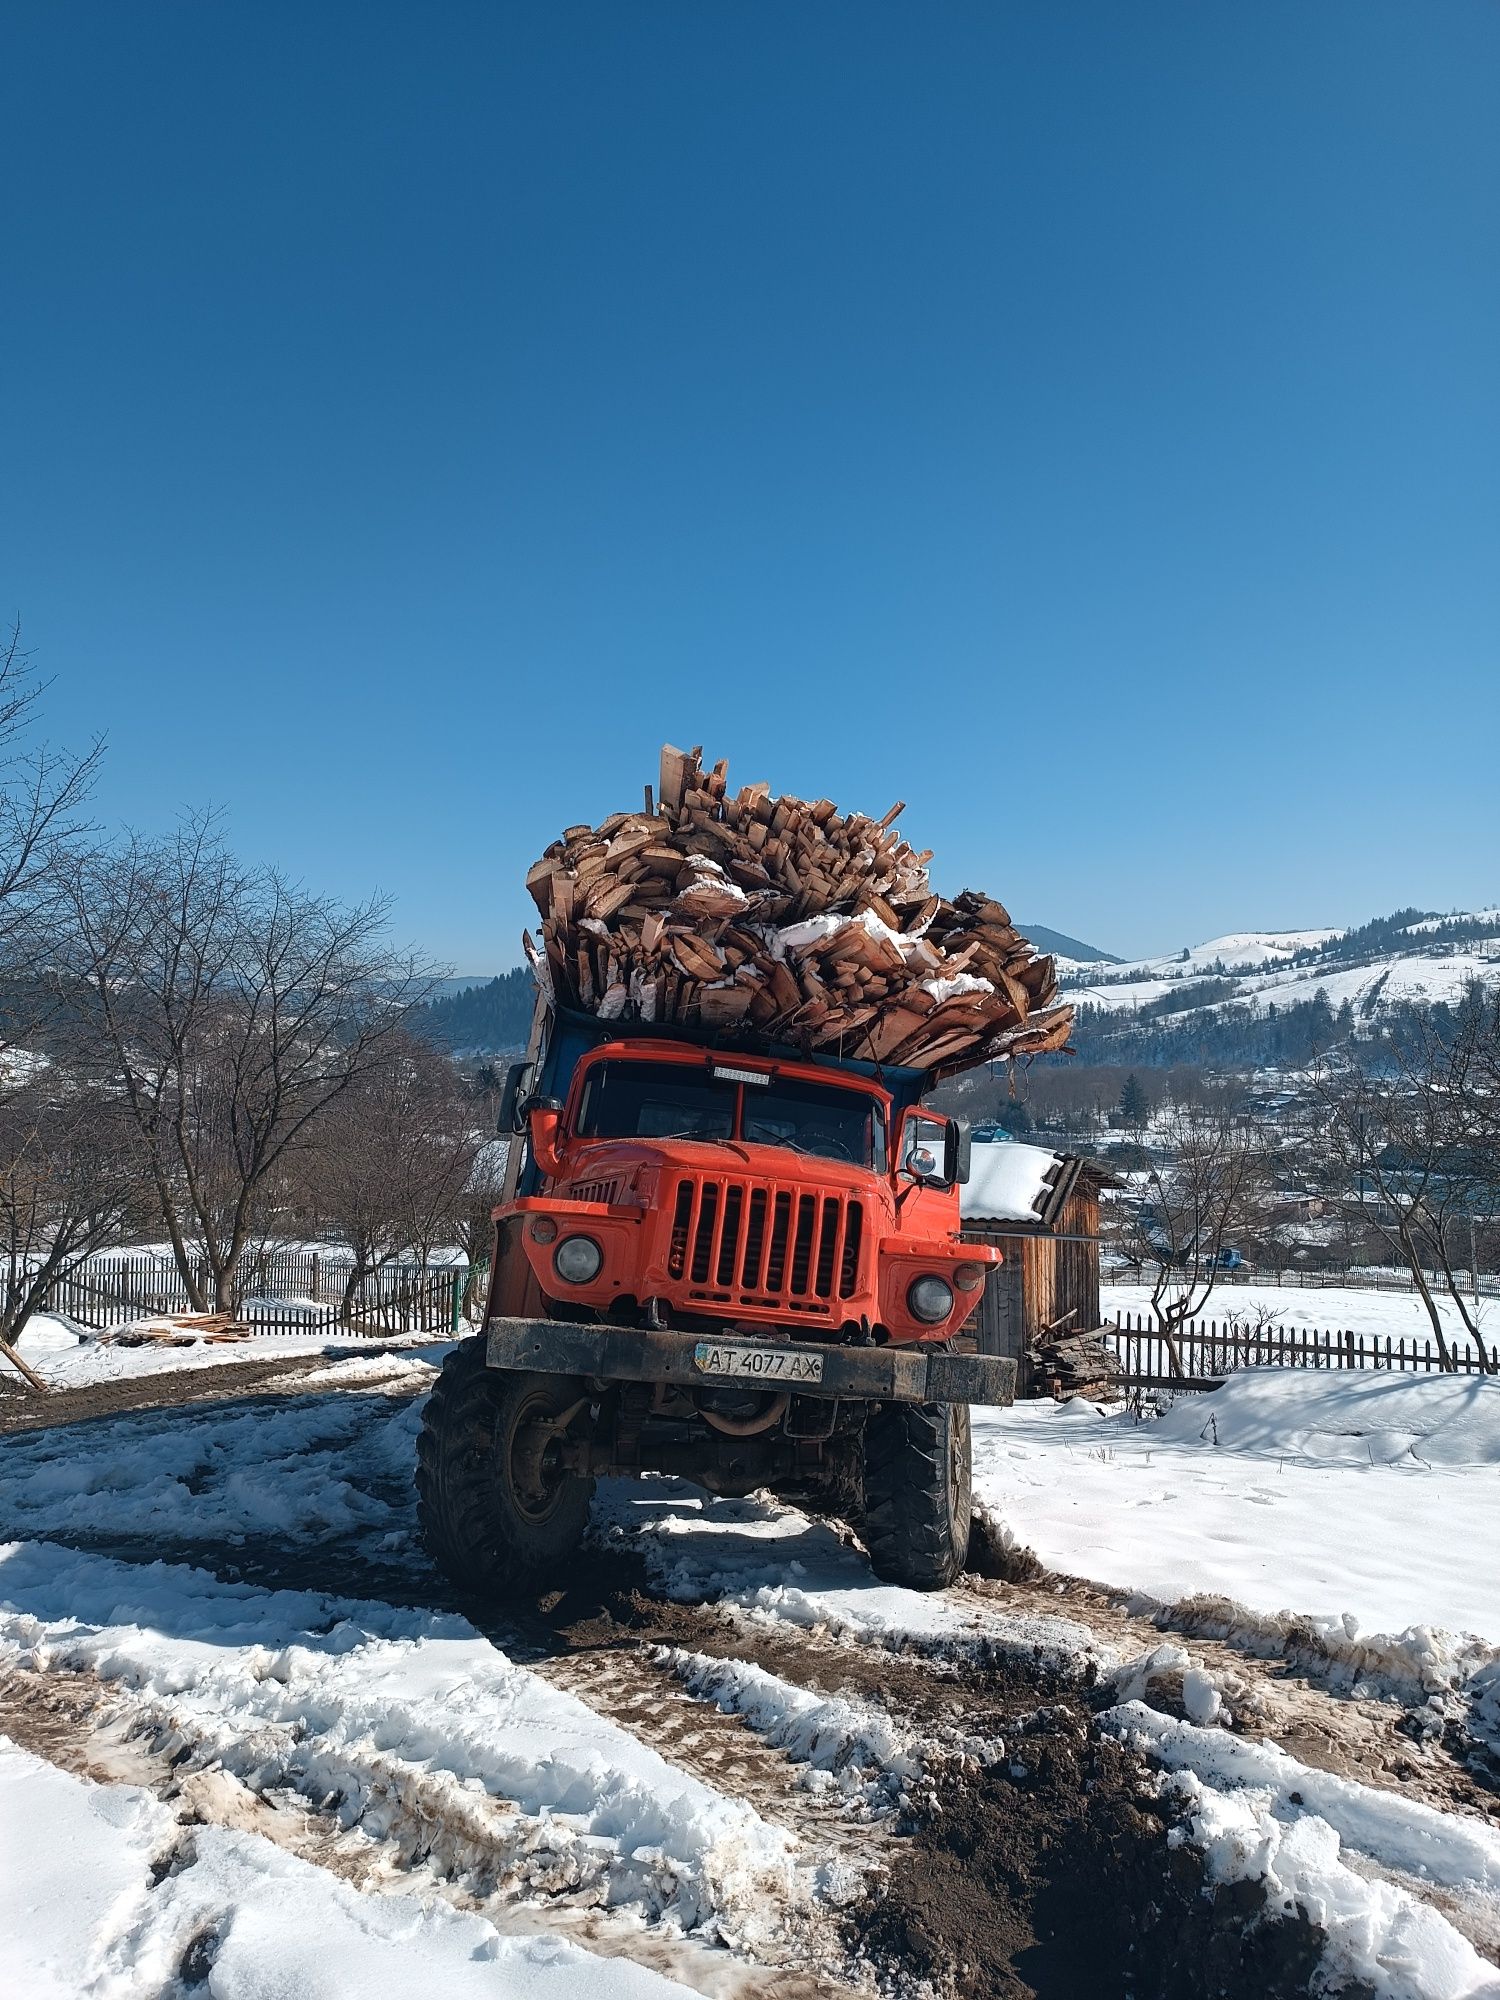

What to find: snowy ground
left=1, top=1736, right=697, bottom=2000
left=1102, top=1280, right=1493, bottom=1349
left=2, top=1313, right=439, bottom=1391
left=3, top=1356, right=1499, bottom=1995
left=972, top=1374, right=1500, bottom=1692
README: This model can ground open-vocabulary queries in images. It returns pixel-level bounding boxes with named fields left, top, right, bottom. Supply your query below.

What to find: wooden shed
left=959, top=1144, right=1118, bottom=1396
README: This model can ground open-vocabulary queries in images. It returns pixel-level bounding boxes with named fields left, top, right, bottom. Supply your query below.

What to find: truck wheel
left=416, top=1338, right=594, bottom=1595
left=862, top=1400, right=972, bottom=1591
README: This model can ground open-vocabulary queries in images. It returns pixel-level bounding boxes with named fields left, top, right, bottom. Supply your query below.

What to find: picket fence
left=1105, top=1311, right=1499, bottom=1391
left=27, top=1252, right=478, bottom=1338
left=1105, top=1264, right=1500, bottom=1300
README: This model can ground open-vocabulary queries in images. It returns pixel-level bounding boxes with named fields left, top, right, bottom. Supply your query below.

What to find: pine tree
left=1118, top=1072, right=1149, bottom=1127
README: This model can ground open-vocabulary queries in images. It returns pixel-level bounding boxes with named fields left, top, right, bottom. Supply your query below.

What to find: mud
left=850, top=1726, right=1328, bottom=2000
left=963, top=1566, right=1500, bottom=1827
left=0, top=1343, right=420, bottom=1434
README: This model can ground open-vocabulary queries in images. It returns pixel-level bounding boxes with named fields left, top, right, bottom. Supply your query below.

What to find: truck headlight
left=907, top=1274, right=955, bottom=1323
left=554, top=1235, right=603, bottom=1284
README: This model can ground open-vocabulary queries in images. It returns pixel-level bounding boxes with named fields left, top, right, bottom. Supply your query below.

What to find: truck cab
left=493, top=1028, right=995, bottom=1348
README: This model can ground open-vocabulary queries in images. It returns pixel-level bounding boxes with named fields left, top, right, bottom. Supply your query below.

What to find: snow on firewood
left=522, top=743, right=1072, bottom=1078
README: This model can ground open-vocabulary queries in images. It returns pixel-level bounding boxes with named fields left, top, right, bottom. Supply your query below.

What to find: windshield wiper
left=745, top=1131, right=813, bottom=1154
left=651, top=1130, right=752, bottom=1159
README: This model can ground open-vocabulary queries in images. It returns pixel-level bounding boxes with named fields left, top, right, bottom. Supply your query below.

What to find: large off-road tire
left=862, top=1399, right=972, bottom=1591
left=416, top=1338, right=595, bottom=1595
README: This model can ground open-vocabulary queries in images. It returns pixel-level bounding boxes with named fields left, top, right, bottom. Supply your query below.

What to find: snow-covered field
left=1102, top=1280, right=1493, bottom=1350
left=4, top=1351, right=1500, bottom=1995
left=973, top=1373, right=1500, bottom=1664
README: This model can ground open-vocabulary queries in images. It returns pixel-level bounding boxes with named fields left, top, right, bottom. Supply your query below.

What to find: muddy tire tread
left=415, top=1337, right=593, bottom=1595
left=862, top=1399, right=971, bottom=1591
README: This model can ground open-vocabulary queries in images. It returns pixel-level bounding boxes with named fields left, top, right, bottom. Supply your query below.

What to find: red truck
left=416, top=1003, right=1012, bottom=1594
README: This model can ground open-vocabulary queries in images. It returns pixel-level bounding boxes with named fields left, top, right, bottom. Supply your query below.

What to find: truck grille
left=667, top=1178, right=865, bottom=1311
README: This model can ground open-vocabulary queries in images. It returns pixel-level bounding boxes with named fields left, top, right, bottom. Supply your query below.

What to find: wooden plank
left=658, top=744, right=691, bottom=812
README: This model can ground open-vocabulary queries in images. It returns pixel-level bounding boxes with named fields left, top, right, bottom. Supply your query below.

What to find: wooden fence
left=1105, top=1264, right=1499, bottom=1300
left=22, top=1253, right=477, bottom=1338
left=1105, top=1311, right=1499, bottom=1392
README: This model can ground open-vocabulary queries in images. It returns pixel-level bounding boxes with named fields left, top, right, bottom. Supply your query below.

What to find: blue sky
left=4, top=2, right=1496, bottom=970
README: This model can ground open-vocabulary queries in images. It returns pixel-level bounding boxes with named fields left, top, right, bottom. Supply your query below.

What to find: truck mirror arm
left=498, top=1059, right=538, bottom=1135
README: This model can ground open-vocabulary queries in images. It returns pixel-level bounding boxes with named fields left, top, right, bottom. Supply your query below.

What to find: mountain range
left=413, top=905, right=1500, bottom=1065
left=1055, top=905, right=1500, bottom=1070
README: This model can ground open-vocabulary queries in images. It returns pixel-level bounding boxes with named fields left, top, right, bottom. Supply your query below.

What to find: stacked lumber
left=522, top=745, right=1073, bottom=1080
left=1030, top=1327, right=1122, bottom=1403
left=106, top=1312, right=253, bottom=1348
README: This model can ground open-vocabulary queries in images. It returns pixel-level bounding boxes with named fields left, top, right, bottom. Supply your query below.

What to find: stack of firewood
left=522, top=745, right=1074, bottom=1079
left=1029, top=1327, right=1123, bottom=1402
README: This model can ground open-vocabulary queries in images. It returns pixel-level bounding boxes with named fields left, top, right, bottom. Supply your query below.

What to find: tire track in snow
left=0, top=1663, right=812, bottom=2000
left=8, top=1374, right=1499, bottom=1989
left=0, top=1542, right=883, bottom=1994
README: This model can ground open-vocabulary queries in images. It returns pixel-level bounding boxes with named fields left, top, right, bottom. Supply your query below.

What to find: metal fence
left=23, top=1252, right=477, bottom=1338
left=1105, top=1311, right=1499, bottom=1391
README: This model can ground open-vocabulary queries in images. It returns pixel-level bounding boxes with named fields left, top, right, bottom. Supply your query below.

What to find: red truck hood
left=558, top=1136, right=881, bottom=1201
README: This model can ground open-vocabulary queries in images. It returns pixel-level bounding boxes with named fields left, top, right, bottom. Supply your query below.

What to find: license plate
left=692, top=1341, right=825, bottom=1385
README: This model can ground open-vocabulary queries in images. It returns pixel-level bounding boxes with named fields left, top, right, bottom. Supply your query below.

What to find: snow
left=7, top=1306, right=1500, bottom=1990
left=1055, top=916, right=1500, bottom=1023
left=1404, top=911, right=1500, bottom=937
left=2, top=1313, right=444, bottom=1390
left=658, top=1648, right=940, bottom=1812
left=0, top=1733, right=173, bottom=1997
left=920, top=972, right=995, bottom=1003
left=972, top=1373, right=1500, bottom=1701
left=1153, top=930, right=1349, bottom=973
left=0, top=1739, right=698, bottom=1999
left=1141, top=1370, right=1500, bottom=1469
left=1101, top=1709, right=1500, bottom=2000
left=0, top=1382, right=437, bottom=1545
left=1067, top=950, right=1500, bottom=1022
left=1102, top=1281, right=1492, bottom=1353
left=1238, top=951, right=1500, bottom=1020
left=0, top=1540, right=820, bottom=1945
left=1106, top=1704, right=1500, bottom=1896
left=960, top=1140, right=1063, bottom=1224
left=600, top=1481, right=1114, bottom=1674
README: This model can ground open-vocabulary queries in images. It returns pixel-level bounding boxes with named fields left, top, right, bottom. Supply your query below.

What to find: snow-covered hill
left=1056, top=906, right=1500, bottom=1026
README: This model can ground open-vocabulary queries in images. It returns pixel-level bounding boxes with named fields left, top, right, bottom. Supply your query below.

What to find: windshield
left=742, top=1074, right=886, bottom=1168
left=574, top=1060, right=886, bottom=1168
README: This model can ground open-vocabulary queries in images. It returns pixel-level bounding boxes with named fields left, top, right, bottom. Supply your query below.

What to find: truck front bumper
left=483, top=1317, right=1015, bottom=1407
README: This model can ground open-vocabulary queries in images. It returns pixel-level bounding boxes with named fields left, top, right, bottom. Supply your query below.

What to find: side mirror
left=525, top=1094, right=566, bottom=1177
left=498, top=1059, right=537, bottom=1135
left=900, top=1112, right=952, bottom=1187
left=946, top=1117, right=972, bottom=1187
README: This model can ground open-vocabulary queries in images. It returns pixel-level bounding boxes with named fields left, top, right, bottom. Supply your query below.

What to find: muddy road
left=3, top=1368, right=1497, bottom=1996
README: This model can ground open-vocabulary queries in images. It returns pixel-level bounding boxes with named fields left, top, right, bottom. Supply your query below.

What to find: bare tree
left=0, top=622, right=101, bottom=1039
left=1409, top=999, right=1497, bottom=1369
left=56, top=815, right=437, bottom=1311
left=296, top=1036, right=481, bottom=1320
left=0, top=1075, right=146, bottom=1390
left=1313, top=1051, right=1479, bottom=1374
left=1113, top=1108, right=1269, bottom=1373
left=456, top=1118, right=508, bottom=1319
